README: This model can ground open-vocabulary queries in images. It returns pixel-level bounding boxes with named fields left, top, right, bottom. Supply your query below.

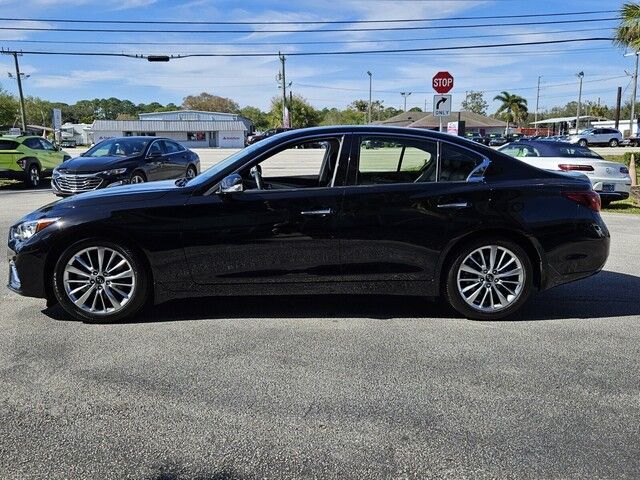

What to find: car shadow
left=43, top=270, right=640, bottom=324
left=0, top=180, right=51, bottom=193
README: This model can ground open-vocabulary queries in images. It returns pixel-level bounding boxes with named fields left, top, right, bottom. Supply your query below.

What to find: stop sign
left=432, top=71, right=454, bottom=94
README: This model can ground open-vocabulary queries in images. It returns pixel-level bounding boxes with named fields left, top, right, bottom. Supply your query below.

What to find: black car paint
left=8, top=126, right=609, bottom=307
left=52, top=137, right=200, bottom=196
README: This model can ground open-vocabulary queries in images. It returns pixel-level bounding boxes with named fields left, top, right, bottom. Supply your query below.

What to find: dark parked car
left=8, top=126, right=609, bottom=323
left=51, top=137, right=200, bottom=197
left=246, top=127, right=293, bottom=145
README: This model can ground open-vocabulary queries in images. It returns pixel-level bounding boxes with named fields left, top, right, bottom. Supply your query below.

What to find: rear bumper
left=541, top=215, right=610, bottom=290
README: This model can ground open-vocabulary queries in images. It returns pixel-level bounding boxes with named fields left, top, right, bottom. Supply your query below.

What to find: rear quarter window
left=0, top=140, right=19, bottom=150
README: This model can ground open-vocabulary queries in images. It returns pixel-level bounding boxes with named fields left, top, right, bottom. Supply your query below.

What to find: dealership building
left=90, top=110, right=252, bottom=148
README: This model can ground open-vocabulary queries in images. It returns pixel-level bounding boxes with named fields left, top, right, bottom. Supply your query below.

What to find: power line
left=0, top=27, right=614, bottom=48
left=0, top=38, right=614, bottom=58
left=0, top=17, right=618, bottom=34
left=0, top=10, right=616, bottom=25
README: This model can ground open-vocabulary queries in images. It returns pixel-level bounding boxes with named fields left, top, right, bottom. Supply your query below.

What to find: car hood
left=57, top=155, right=141, bottom=173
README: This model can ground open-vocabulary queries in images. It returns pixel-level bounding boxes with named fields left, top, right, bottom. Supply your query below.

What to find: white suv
left=567, top=128, right=622, bottom=147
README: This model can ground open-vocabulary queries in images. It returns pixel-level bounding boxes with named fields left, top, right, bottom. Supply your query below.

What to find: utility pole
left=366, top=71, right=372, bottom=124
left=614, top=86, right=622, bottom=130
left=278, top=52, right=288, bottom=128
left=400, top=92, right=411, bottom=112
left=424, top=98, right=427, bottom=112
left=534, top=75, right=541, bottom=135
left=9, top=52, right=27, bottom=133
left=575, top=71, right=584, bottom=134
left=629, top=52, right=639, bottom=138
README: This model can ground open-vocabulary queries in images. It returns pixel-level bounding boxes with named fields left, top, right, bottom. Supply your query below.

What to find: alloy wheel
left=62, top=246, right=136, bottom=316
left=186, top=167, right=196, bottom=179
left=131, top=174, right=145, bottom=184
left=456, top=245, right=525, bottom=313
left=29, top=165, right=40, bottom=187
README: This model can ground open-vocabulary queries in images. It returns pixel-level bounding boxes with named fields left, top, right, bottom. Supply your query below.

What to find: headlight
left=100, top=168, right=127, bottom=176
left=11, top=218, right=60, bottom=241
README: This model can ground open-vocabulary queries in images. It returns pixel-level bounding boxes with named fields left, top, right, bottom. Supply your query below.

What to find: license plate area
left=602, top=184, right=615, bottom=193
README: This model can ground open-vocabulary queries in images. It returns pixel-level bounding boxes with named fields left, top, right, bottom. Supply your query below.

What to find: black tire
left=186, top=165, right=197, bottom=179
left=130, top=171, right=146, bottom=184
left=444, top=238, right=534, bottom=320
left=52, top=239, right=150, bottom=323
left=25, top=162, right=41, bottom=188
left=609, top=138, right=619, bottom=147
left=601, top=199, right=612, bottom=208
left=578, top=139, right=588, bottom=147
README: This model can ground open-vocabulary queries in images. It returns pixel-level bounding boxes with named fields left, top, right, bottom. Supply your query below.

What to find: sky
left=0, top=0, right=633, bottom=114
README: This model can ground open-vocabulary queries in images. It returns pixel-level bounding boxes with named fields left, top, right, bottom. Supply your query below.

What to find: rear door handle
left=437, top=202, right=470, bottom=209
left=300, top=208, right=334, bottom=216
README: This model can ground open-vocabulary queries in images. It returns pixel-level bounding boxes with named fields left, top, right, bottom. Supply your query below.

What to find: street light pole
left=400, top=92, right=411, bottom=112
left=534, top=75, right=541, bottom=135
left=575, top=71, right=584, bottom=134
left=367, top=71, right=372, bottom=124
left=629, top=52, right=639, bottom=138
left=278, top=52, right=288, bottom=128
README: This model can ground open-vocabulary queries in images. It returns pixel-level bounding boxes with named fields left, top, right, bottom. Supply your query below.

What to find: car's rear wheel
left=53, top=240, right=149, bottom=323
left=130, top=171, right=146, bottom=184
left=578, top=139, right=588, bottom=147
left=444, top=239, right=533, bottom=320
left=25, top=163, right=40, bottom=188
left=609, top=138, right=619, bottom=147
left=186, top=165, right=197, bottom=179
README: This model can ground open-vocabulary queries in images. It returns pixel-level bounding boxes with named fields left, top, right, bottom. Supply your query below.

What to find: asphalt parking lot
left=1, top=179, right=640, bottom=478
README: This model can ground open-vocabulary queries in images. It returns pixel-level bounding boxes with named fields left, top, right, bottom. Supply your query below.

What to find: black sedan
left=8, top=126, right=609, bottom=323
left=51, top=136, right=200, bottom=196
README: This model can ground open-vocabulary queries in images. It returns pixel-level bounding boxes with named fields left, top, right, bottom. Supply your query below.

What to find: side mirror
left=219, top=174, right=243, bottom=193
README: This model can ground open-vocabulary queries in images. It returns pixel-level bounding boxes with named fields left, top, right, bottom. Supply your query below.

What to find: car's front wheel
left=444, top=239, right=533, bottom=320
left=609, top=138, right=619, bottom=147
left=53, top=240, right=149, bottom=323
left=578, top=139, right=588, bottom=147
left=185, top=165, right=197, bottom=179
left=130, top=171, right=146, bottom=184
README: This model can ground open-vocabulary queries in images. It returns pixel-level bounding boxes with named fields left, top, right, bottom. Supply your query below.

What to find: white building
left=60, top=123, right=92, bottom=145
left=90, top=110, right=251, bottom=148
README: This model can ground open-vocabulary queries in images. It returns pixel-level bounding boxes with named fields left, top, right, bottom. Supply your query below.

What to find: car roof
left=503, top=139, right=595, bottom=156
left=268, top=125, right=497, bottom=151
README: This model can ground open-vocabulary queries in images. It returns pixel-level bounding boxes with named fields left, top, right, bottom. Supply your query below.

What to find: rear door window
left=0, top=140, right=19, bottom=150
left=355, top=136, right=437, bottom=185
left=23, top=138, right=42, bottom=150
left=439, top=143, right=483, bottom=182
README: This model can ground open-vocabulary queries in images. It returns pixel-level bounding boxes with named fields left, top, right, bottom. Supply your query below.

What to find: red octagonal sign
left=432, top=71, right=454, bottom=94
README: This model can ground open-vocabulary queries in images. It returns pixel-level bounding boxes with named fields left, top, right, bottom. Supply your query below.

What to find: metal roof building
left=408, top=111, right=507, bottom=134
left=91, top=113, right=249, bottom=148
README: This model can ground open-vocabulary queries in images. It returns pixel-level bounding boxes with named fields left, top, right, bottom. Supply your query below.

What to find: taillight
left=562, top=191, right=601, bottom=212
left=558, top=164, right=595, bottom=172
left=620, top=166, right=629, bottom=174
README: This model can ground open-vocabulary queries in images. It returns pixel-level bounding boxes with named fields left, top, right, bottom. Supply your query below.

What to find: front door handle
left=437, top=202, right=470, bottom=209
left=300, top=208, right=334, bottom=217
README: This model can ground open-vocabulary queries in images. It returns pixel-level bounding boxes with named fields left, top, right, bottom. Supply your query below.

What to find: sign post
left=432, top=71, right=454, bottom=132
left=52, top=108, right=62, bottom=144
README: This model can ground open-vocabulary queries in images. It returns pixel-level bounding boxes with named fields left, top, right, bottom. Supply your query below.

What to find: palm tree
left=493, top=91, right=528, bottom=134
left=615, top=2, right=640, bottom=50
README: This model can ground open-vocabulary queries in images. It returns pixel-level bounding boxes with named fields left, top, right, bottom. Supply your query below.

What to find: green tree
left=462, top=91, right=488, bottom=115
left=615, top=2, right=640, bottom=50
left=268, top=94, right=320, bottom=128
left=239, top=106, right=269, bottom=131
left=320, top=107, right=366, bottom=125
left=493, top=91, right=528, bottom=133
left=182, top=92, right=239, bottom=113
left=0, top=87, right=19, bottom=126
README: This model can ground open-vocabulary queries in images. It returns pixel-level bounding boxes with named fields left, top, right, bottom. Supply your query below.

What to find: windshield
left=556, top=146, right=603, bottom=159
left=186, top=142, right=264, bottom=187
left=84, top=138, right=151, bottom=157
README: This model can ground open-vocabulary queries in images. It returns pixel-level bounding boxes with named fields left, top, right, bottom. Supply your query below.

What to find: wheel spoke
left=106, top=269, right=133, bottom=281
left=107, top=259, right=127, bottom=274
left=97, top=247, right=105, bottom=272
left=66, top=266, right=91, bottom=277
left=103, top=285, right=122, bottom=309
left=74, top=255, right=93, bottom=273
left=489, top=245, right=497, bottom=271
left=74, top=284, right=96, bottom=307
left=460, top=265, right=482, bottom=276
left=493, top=285, right=509, bottom=307
left=496, top=268, right=522, bottom=279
